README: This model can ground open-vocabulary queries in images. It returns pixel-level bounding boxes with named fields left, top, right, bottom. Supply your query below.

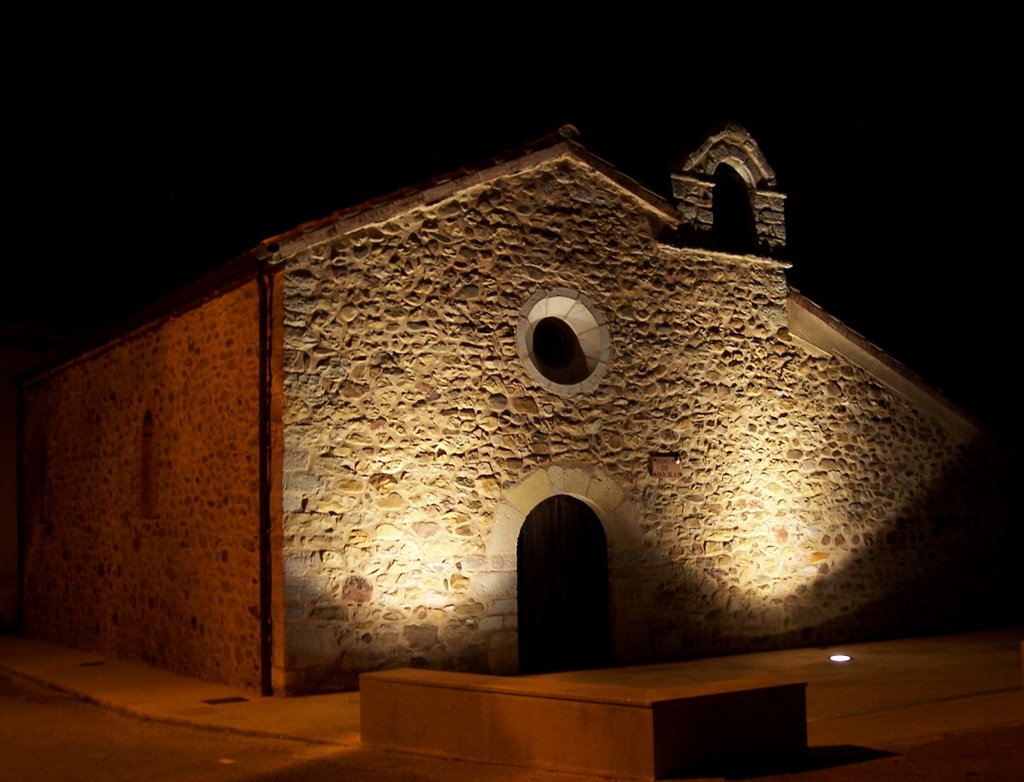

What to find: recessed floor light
left=829, top=654, right=852, bottom=663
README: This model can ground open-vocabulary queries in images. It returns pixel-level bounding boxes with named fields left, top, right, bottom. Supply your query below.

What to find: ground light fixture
left=829, top=654, right=852, bottom=663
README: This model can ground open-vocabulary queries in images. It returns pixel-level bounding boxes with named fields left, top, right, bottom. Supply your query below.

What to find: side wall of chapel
left=21, top=281, right=265, bottom=691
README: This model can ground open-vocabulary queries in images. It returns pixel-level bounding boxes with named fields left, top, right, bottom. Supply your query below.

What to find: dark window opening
left=531, top=317, right=589, bottom=385
left=140, top=410, right=154, bottom=518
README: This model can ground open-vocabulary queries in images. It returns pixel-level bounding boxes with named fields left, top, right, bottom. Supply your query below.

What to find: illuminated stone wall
left=276, top=155, right=1004, bottom=692
left=19, top=140, right=1005, bottom=696
left=21, top=282, right=263, bottom=691
left=637, top=278, right=1001, bottom=660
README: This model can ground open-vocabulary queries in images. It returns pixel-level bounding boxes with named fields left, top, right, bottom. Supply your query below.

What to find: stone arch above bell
left=671, top=123, right=787, bottom=257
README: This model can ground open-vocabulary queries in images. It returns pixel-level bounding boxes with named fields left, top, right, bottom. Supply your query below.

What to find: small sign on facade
left=649, top=452, right=683, bottom=478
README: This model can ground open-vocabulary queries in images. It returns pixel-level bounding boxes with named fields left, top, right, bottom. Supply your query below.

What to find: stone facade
left=21, top=282, right=264, bottom=691
left=20, top=127, right=1009, bottom=694
left=272, top=131, right=1005, bottom=692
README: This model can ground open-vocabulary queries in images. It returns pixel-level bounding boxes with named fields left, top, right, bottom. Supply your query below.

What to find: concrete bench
left=360, top=668, right=807, bottom=779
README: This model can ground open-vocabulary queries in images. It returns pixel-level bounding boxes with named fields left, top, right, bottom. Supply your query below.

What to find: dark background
left=4, top=29, right=1016, bottom=429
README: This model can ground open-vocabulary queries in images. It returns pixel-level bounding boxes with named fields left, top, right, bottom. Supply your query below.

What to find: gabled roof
left=21, top=128, right=680, bottom=384
left=787, top=289, right=979, bottom=440
left=19, top=127, right=984, bottom=439
left=261, top=126, right=681, bottom=261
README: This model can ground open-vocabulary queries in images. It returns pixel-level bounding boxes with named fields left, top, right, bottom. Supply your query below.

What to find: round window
left=516, top=288, right=611, bottom=395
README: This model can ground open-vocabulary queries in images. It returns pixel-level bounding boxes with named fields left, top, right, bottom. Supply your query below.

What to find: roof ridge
left=262, top=127, right=580, bottom=253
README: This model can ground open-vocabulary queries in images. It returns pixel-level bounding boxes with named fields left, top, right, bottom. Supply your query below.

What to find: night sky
left=5, top=39, right=1017, bottom=429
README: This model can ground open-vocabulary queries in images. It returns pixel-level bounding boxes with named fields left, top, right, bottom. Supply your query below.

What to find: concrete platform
left=361, top=668, right=807, bottom=779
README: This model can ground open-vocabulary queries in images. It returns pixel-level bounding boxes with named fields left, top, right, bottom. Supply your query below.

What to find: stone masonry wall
left=21, top=282, right=264, bottom=691
left=278, top=157, right=1005, bottom=692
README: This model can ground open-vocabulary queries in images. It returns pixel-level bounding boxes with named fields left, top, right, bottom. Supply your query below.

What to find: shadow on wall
left=655, top=431, right=1017, bottom=659
left=280, top=428, right=1018, bottom=693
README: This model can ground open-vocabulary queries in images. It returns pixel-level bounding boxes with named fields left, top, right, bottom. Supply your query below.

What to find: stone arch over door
left=482, top=462, right=642, bottom=673
left=488, top=462, right=640, bottom=557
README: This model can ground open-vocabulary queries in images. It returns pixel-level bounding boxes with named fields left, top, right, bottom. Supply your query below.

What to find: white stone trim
left=486, top=461, right=640, bottom=563
left=516, top=288, right=612, bottom=396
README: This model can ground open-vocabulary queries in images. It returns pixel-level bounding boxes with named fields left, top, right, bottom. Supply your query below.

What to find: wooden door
left=517, top=495, right=611, bottom=674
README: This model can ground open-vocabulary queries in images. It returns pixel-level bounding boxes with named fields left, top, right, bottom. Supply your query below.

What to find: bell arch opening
left=713, top=162, right=758, bottom=254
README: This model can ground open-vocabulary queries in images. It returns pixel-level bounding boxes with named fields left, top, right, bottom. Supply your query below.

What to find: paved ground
left=0, top=628, right=1021, bottom=780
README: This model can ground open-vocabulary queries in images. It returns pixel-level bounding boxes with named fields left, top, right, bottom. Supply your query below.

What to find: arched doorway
left=517, top=495, right=612, bottom=674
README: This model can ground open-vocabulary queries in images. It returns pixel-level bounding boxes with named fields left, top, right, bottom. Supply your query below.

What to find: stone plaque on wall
left=649, top=453, right=683, bottom=478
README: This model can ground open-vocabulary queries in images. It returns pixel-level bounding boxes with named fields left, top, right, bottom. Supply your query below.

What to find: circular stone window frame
left=516, top=287, right=612, bottom=396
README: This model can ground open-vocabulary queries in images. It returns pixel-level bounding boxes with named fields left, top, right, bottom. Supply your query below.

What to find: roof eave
left=262, top=137, right=681, bottom=262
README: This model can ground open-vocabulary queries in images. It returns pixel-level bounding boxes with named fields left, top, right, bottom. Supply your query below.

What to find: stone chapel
left=18, top=125, right=1008, bottom=694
